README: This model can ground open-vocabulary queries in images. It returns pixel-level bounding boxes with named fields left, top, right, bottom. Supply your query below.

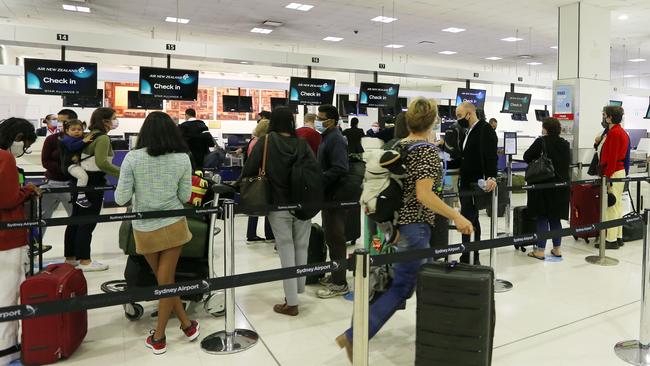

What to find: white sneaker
left=64, top=259, right=79, bottom=267
left=78, top=261, right=109, bottom=272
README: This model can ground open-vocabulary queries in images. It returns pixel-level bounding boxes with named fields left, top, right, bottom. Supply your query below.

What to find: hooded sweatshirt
left=241, top=132, right=313, bottom=204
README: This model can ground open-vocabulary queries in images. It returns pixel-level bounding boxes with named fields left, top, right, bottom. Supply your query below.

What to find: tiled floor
left=13, top=186, right=650, bottom=366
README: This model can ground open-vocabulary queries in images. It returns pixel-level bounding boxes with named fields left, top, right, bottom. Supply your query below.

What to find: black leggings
left=64, top=173, right=106, bottom=260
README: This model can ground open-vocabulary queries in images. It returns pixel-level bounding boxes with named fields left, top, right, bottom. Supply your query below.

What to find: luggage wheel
left=204, top=292, right=225, bottom=317
left=100, top=280, right=128, bottom=293
left=124, top=303, right=144, bottom=321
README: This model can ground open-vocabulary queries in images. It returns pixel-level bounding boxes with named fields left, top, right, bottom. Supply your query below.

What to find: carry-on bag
left=306, top=224, right=327, bottom=285
left=416, top=262, right=495, bottom=366
left=21, top=263, right=87, bottom=365
left=570, top=184, right=601, bottom=243
left=623, top=190, right=644, bottom=242
left=513, top=206, right=537, bottom=252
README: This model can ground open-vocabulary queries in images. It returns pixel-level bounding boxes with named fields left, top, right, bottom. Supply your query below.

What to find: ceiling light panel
left=485, top=57, right=502, bottom=60
left=323, top=36, right=344, bottom=42
left=385, top=44, right=404, bottom=48
left=629, top=58, right=646, bottom=62
left=371, top=16, right=397, bottom=23
left=618, top=14, right=629, bottom=20
left=286, top=3, right=314, bottom=11
left=62, top=4, right=90, bottom=12
left=501, top=37, right=523, bottom=42
left=165, top=17, right=189, bottom=23
left=251, top=28, right=273, bottom=34
left=438, top=50, right=457, bottom=55
left=442, top=27, right=465, bottom=33
left=550, top=46, right=558, bottom=49
left=527, top=62, right=543, bottom=65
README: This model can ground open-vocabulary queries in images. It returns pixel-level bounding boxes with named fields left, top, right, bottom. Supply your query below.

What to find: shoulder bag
left=525, top=137, right=556, bottom=184
left=239, top=134, right=271, bottom=210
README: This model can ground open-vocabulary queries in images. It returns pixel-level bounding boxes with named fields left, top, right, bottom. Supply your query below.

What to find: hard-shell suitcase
left=416, top=262, right=495, bottom=366
left=21, top=263, right=87, bottom=365
left=486, top=176, right=508, bottom=218
left=570, top=184, right=600, bottom=243
left=513, top=206, right=537, bottom=252
left=344, top=206, right=361, bottom=245
left=306, top=223, right=327, bottom=284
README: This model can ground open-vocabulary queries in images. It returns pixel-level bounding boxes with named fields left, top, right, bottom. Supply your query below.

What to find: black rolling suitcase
left=416, top=262, right=495, bottom=366
left=513, top=206, right=537, bottom=252
left=306, top=224, right=327, bottom=284
left=344, top=206, right=361, bottom=245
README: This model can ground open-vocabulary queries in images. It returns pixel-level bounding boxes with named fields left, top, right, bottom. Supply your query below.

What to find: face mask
left=457, top=116, right=469, bottom=128
left=9, top=141, right=25, bottom=158
left=315, top=120, right=326, bottom=133
left=371, top=127, right=379, bottom=133
left=601, top=118, right=609, bottom=129
left=49, top=119, right=58, bottom=128
left=111, top=119, right=120, bottom=130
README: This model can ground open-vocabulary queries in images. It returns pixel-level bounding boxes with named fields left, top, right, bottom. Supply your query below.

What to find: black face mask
left=457, top=114, right=470, bottom=128
left=601, top=118, right=609, bottom=129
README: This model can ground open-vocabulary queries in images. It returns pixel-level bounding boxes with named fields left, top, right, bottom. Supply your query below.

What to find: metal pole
left=638, top=181, right=642, bottom=213
left=203, top=179, right=225, bottom=315
left=201, top=199, right=259, bottom=354
left=586, top=176, right=619, bottom=266
left=614, top=209, right=650, bottom=365
left=490, top=184, right=513, bottom=292
left=505, top=155, right=513, bottom=235
left=352, top=249, right=370, bottom=366
left=36, top=196, right=43, bottom=272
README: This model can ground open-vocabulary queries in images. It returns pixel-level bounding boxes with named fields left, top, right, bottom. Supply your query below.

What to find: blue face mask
left=315, top=120, right=326, bottom=133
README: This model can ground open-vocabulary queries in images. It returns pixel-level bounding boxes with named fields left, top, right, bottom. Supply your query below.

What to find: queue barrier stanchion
left=201, top=199, right=259, bottom=354
left=490, top=184, right=513, bottom=293
left=586, top=176, right=619, bottom=266
left=614, top=209, right=650, bottom=365
left=504, top=155, right=513, bottom=236
left=352, top=248, right=370, bottom=366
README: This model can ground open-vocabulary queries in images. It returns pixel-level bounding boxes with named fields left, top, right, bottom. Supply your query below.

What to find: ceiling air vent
left=418, top=41, right=436, bottom=45
left=263, top=20, right=284, bottom=27
left=518, top=54, right=534, bottom=59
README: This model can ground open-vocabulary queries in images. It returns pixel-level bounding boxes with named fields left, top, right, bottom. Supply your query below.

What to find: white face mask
left=371, top=127, right=379, bottom=133
left=49, top=119, right=58, bottom=128
left=9, top=141, right=25, bottom=158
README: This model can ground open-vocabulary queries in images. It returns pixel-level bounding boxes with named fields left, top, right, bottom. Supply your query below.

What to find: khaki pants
left=606, top=169, right=626, bottom=242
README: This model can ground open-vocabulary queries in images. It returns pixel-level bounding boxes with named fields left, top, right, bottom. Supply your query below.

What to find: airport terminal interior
left=2, top=0, right=650, bottom=365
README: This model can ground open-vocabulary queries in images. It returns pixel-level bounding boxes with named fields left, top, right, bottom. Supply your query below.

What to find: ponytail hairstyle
left=405, top=98, right=438, bottom=133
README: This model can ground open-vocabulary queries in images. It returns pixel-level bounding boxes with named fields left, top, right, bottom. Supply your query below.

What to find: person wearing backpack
left=241, top=107, right=320, bottom=316
left=335, top=98, right=474, bottom=363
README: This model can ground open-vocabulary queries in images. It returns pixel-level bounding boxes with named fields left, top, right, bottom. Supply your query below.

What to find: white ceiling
left=0, top=0, right=650, bottom=82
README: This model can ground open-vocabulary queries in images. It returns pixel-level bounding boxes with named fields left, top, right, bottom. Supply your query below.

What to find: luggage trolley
left=101, top=178, right=235, bottom=321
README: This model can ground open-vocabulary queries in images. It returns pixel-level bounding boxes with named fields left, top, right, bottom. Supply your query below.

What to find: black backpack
left=290, top=139, right=324, bottom=220
left=58, top=132, right=105, bottom=179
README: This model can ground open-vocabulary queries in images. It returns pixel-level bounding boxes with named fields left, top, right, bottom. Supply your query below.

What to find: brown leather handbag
left=240, top=135, right=271, bottom=210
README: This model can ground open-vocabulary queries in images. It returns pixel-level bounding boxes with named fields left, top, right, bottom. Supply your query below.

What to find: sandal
left=527, top=252, right=545, bottom=261
left=550, top=248, right=562, bottom=258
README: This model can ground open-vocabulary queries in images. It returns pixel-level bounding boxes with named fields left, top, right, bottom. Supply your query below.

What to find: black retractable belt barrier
left=39, top=185, right=116, bottom=194
left=0, top=214, right=638, bottom=323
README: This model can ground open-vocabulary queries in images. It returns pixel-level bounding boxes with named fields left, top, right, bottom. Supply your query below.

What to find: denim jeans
left=536, top=216, right=562, bottom=249
left=345, top=223, right=431, bottom=342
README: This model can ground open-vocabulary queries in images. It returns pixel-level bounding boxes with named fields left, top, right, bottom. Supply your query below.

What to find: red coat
left=600, top=124, right=629, bottom=177
left=0, top=149, right=34, bottom=251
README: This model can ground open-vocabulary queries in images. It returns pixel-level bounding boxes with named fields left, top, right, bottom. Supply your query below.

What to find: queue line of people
left=0, top=102, right=632, bottom=362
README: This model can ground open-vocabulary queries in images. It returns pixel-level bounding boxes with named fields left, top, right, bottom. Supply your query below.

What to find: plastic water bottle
left=478, top=179, right=487, bottom=191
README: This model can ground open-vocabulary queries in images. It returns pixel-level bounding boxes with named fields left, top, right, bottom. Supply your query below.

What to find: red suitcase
left=20, top=263, right=87, bottom=365
left=570, top=184, right=601, bottom=243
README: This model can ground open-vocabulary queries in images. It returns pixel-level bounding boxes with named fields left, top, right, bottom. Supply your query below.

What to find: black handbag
left=587, top=152, right=600, bottom=176
left=240, top=135, right=271, bottom=212
left=623, top=191, right=644, bottom=242
left=525, top=138, right=556, bottom=184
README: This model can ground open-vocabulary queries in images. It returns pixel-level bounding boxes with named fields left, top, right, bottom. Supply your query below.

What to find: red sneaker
left=181, top=320, right=200, bottom=342
left=145, top=330, right=167, bottom=355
